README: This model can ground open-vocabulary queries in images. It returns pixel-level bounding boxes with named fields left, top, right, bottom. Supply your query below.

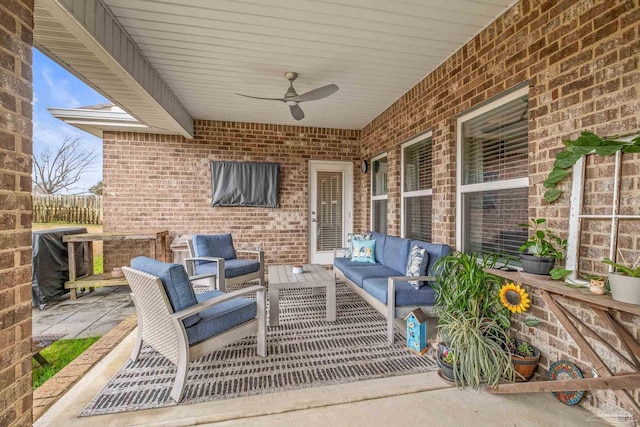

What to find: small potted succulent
left=507, top=339, right=541, bottom=381
left=436, top=343, right=458, bottom=382
left=518, top=218, right=567, bottom=275
left=603, top=252, right=640, bottom=305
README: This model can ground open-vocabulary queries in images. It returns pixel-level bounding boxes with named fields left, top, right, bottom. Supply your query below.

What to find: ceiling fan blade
left=236, top=93, right=286, bottom=102
left=290, top=84, right=339, bottom=103
left=290, top=104, right=305, bottom=121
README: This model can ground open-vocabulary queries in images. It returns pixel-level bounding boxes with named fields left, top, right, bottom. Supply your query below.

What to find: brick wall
left=0, top=1, right=33, bottom=426
left=356, top=0, right=639, bottom=418
left=102, top=122, right=359, bottom=271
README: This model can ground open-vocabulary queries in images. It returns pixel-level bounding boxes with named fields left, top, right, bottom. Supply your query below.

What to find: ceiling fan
left=236, top=72, right=339, bottom=121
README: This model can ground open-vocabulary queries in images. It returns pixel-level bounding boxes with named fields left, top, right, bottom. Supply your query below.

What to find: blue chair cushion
left=185, top=290, right=257, bottom=346
left=369, top=232, right=387, bottom=264
left=342, top=265, right=401, bottom=288
left=383, top=235, right=411, bottom=273
left=362, top=277, right=437, bottom=306
left=193, top=234, right=237, bottom=263
left=195, top=259, right=260, bottom=278
left=130, top=256, right=200, bottom=328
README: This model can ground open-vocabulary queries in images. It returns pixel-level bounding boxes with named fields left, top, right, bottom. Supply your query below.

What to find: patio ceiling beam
left=34, top=0, right=193, bottom=138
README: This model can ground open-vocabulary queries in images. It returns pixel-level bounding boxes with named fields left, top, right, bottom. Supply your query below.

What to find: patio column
left=0, top=1, right=34, bottom=426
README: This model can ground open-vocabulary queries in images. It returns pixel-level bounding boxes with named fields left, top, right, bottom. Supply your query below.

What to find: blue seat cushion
left=342, top=265, right=401, bottom=288
left=193, top=234, right=237, bottom=264
left=383, top=235, right=411, bottom=273
left=185, top=290, right=257, bottom=346
left=195, top=258, right=260, bottom=278
left=130, top=256, right=200, bottom=328
left=369, top=232, right=387, bottom=264
left=362, top=277, right=437, bottom=306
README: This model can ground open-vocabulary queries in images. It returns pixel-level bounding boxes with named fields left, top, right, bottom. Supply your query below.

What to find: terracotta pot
left=510, top=341, right=540, bottom=382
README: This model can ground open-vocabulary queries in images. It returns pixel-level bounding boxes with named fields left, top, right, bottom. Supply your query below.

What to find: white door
left=309, top=161, right=353, bottom=264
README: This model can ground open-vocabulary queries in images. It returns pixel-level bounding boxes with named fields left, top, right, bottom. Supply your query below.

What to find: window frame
left=401, top=131, right=433, bottom=239
left=455, top=86, right=530, bottom=253
left=370, top=152, right=388, bottom=232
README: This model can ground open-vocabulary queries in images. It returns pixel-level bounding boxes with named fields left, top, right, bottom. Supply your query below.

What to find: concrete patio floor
left=33, top=286, right=136, bottom=339
left=35, top=326, right=596, bottom=427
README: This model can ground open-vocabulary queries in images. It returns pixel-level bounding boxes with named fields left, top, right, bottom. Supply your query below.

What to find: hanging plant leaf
left=572, top=131, right=603, bottom=146
left=544, top=168, right=571, bottom=187
left=622, top=145, right=640, bottom=153
left=568, top=145, right=596, bottom=156
left=524, top=316, right=540, bottom=327
left=554, top=151, right=582, bottom=169
left=550, top=268, right=572, bottom=280
left=544, top=189, right=562, bottom=203
left=595, top=144, right=624, bottom=156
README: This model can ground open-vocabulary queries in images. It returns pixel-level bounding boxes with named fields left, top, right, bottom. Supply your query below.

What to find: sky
left=33, top=48, right=109, bottom=194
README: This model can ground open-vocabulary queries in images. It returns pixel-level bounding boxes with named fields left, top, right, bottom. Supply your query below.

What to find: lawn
left=32, top=336, right=101, bottom=388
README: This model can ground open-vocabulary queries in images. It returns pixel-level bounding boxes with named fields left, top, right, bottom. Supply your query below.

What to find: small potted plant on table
left=603, top=252, right=640, bottom=305
left=518, top=218, right=567, bottom=276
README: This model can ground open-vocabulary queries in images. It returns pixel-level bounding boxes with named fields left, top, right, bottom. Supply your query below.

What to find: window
left=371, top=154, right=388, bottom=233
left=402, top=133, right=432, bottom=241
left=456, top=86, right=529, bottom=259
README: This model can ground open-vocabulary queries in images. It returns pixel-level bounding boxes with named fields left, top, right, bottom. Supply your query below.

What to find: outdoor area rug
left=81, top=281, right=438, bottom=416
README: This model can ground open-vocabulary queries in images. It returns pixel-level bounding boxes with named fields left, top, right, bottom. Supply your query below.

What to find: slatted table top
left=268, top=264, right=333, bottom=287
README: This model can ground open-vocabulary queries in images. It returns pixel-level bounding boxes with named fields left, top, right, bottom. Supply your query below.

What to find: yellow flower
left=500, top=282, right=531, bottom=314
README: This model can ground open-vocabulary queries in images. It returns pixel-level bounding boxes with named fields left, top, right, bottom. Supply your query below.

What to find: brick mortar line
left=32, top=313, right=138, bottom=422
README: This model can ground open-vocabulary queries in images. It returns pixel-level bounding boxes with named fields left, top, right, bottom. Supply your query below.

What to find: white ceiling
left=41, top=0, right=517, bottom=131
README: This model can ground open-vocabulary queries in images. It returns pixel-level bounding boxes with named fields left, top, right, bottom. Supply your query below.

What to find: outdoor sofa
left=333, top=232, right=451, bottom=344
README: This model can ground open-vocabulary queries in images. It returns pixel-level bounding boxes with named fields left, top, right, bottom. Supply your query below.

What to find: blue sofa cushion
left=130, top=256, right=200, bottom=328
left=343, top=265, right=401, bottom=288
left=383, top=235, right=411, bottom=274
left=334, top=257, right=386, bottom=286
left=410, top=240, right=452, bottom=276
left=351, top=239, right=376, bottom=263
left=362, top=277, right=437, bottom=306
left=185, top=290, right=256, bottom=346
left=369, top=232, right=387, bottom=264
left=195, top=258, right=260, bottom=278
left=193, top=234, right=237, bottom=264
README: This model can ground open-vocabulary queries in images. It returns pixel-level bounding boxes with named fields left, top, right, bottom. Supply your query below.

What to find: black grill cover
left=32, top=227, right=90, bottom=307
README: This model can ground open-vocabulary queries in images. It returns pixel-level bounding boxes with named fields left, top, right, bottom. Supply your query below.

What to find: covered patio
left=1, top=0, right=639, bottom=425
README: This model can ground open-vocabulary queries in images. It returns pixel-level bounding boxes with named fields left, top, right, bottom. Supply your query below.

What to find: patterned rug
left=81, top=281, right=438, bottom=416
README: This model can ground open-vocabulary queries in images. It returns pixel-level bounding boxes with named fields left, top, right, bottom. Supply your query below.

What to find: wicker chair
left=185, top=234, right=264, bottom=292
left=123, top=257, right=266, bottom=402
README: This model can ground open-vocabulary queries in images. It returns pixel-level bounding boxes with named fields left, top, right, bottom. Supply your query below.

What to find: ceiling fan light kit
left=236, top=72, right=339, bottom=121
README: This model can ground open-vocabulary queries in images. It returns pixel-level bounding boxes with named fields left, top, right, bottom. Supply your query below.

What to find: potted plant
left=433, top=252, right=515, bottom=388
left=499, top=282, right=541, bottom=381
left=436, top=343, right=457, bottom=382
left=518, top=218, right=567, bottom=275
left=603, top=252, right=640, bottom=305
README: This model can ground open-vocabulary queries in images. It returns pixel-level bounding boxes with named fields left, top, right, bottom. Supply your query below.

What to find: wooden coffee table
left=268, top=264, right=336, bottom=327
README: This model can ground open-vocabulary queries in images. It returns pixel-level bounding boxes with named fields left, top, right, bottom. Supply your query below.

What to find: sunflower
left=500, top=282, right=531, bottom=313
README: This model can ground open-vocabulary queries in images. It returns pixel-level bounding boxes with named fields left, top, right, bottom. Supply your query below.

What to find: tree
left=32, top=136, right=97, bottom=194
left=89, top=181, right=103, bottom=195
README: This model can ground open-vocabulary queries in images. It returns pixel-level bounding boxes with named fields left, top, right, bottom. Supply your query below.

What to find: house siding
left=103, top=0, right=639, bottom=417
left=0, top=1, right=33, bottom=426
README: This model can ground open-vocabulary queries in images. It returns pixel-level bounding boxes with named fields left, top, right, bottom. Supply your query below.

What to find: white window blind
left=457, top=87, right=529, bottom=258
left=371, top=154, right=388, bottom=233
left=316, top=171, right=343, bottom=252
left=402, top=135, right=432, bottom=241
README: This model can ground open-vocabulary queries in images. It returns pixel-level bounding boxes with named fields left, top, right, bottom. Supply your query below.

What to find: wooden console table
left=63, top=230, right=168, bottom=300
left=485, top=269, right=640, bottom=420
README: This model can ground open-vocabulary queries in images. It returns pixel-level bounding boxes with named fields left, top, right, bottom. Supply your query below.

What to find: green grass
left=93, top=254, right=103, bottom=274
left=32, top=336, right=101, bottom=389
